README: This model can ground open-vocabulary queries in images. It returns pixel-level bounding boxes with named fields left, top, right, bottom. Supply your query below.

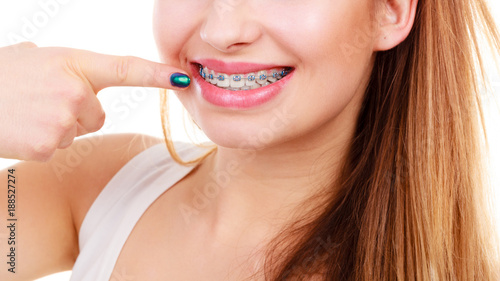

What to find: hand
left=0, top=42, right=190, bottom=161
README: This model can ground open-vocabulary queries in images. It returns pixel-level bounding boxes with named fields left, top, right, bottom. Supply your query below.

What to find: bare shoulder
left=0, top=133, right=164, bottom=280
left=57, top=133, right=165, bottom=234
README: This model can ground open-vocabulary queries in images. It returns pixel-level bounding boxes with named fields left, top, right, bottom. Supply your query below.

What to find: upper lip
left=191, top=59, right=292, bottom=75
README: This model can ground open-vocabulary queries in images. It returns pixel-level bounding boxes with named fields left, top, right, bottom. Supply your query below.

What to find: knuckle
left=28, top=139, right=57, bottom=162
left=115, top=56, right=133, bottom=84
left=58, top=138, right=74, bottom=149
left=56, top=48, right=77, bottom=66
left=56, top=111, right=77, bottom=132
left=71, top=89, right=87, bottom=106
left=16, top=41, right=38, bottom=49
left=87, top=110, right=106, bottom=133
left=151, top=64, right=163, bottom=85
left=95, top=110, right=106, bottom=130
left=22, top=41, right=37, bottom=48
left=60, top=84, right=88, bottom=107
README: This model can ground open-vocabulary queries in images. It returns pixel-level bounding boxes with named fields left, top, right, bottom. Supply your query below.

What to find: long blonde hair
left=159, top=0, right=500, bottom=279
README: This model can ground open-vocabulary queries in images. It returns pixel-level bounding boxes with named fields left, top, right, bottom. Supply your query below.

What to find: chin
left=198, top=121, right=284, bottom=151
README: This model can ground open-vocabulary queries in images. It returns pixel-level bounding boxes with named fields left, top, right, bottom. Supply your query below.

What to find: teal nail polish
left=170, top=73, right=190, bottom=88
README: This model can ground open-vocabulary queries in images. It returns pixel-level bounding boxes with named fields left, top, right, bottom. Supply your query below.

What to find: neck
left=189, top=112, right=355, bottom=240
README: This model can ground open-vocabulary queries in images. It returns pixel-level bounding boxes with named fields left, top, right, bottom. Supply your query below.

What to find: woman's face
left=153, top=0, right=379, bottom=150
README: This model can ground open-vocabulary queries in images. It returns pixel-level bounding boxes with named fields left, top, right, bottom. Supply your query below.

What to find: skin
left=153, top=0, right=416, bottom=244
left=0, top=0, right=417, bottom=279
left=0, top=42, right=189, bottom=161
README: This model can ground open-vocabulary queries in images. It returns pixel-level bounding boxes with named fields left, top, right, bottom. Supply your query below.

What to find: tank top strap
left=70, top=141, right=213, bottom=281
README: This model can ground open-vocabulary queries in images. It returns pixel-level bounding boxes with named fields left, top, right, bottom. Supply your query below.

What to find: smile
left=195, top=63, right=293, bottom=91
left=190, top=60, right=295, bottom=109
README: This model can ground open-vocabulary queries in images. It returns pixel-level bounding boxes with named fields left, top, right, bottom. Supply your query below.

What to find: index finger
left=74, top=50, right=191, bottom=91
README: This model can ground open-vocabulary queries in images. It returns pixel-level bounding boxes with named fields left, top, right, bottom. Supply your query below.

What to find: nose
left=200, top=0, right=261, bottom=53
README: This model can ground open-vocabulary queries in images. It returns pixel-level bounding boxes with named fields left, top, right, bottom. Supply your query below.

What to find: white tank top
left=70, top=141, right=212, bottom=281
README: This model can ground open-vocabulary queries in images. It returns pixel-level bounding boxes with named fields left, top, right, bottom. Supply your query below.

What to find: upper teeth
left=198, top=65, right=291, bottom=91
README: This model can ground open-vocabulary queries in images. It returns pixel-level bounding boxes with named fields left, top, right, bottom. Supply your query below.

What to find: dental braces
left=198, top=66, right=291, bottom=82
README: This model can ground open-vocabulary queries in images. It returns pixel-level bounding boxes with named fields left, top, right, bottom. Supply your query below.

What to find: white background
left=0, top=0, right=499, bottom=280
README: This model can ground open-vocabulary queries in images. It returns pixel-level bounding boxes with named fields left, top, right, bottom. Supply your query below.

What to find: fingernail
left=170, top=73, right=191, bottom=88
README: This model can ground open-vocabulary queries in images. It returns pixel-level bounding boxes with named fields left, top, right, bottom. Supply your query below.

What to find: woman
left=1, top=0, right=499, bottom=280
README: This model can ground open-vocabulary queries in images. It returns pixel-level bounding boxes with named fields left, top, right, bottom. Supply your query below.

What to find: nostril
left=230, top=42, right=247, bottom=48
left=226, top=42, right=250, bottom=50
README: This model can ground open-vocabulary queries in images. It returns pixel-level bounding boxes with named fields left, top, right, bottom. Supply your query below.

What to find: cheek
left=264, top=0, right=375, bottom=69
left=155, top=0, right=375, bottom=149
left=258, top=1, right=375, bottom=139
left=290, top=2, right=375, bottom=97
left=153, top=1, right=203, bottom=67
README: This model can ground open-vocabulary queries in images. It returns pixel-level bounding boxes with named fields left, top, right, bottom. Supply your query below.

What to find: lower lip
left=190, top=64, right=294, bottom=109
